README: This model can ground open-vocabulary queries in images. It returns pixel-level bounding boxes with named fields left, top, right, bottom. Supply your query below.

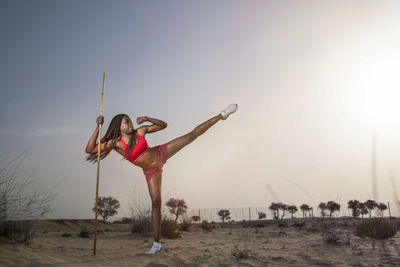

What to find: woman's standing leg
left=146, top=171, right=162, bottom=243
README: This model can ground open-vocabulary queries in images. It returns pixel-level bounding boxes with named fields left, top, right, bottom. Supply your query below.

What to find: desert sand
left=0, top=217, right=399, bottom=266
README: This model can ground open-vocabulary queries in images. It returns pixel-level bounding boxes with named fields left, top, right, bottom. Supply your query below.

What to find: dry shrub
left=292, top=221, right=306, bottom=228
left=128, top=195, right=152, bottom=234
left=231, top=245, right=249, bottom=259
left=355, top=218, right=397, bottom=239
left=61, top=233, right=72, bottom=237
left=320, top=223, right=351, bottom=245
left=0, top=150, right=58, bottom=244
left=113, top=217, right=133, bottom=224
left=0, top=220, right=34, bottom=244
left=161, top=219, right=181, bottom=239
left=179, top=216, right=191, bottom=232
left=131, top=215, right=152, bottom=234
left=201, top=220, right=213, bottom=232
left=78, top=227, right=90, bottom=238
left=278, top=220, right=288, bottom=227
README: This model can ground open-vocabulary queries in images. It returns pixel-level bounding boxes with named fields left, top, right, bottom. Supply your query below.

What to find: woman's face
left=120, top=116, right=134, bottom=134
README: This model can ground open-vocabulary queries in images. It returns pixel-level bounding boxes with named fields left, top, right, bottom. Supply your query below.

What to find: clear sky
left=1, top=0, right=400, bottom=219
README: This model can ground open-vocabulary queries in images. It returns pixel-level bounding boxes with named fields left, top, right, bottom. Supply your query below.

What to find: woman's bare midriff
left=113, top=140, right=159, bottom=170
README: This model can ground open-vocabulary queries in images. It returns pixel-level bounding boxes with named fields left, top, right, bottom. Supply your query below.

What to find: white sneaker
left=220, top=103, right=238, bottom=120
left=145, top=241, right=164, bottom=255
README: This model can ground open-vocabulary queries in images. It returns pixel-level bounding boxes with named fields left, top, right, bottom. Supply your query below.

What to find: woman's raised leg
left=165, top=114, right=223, bottom=161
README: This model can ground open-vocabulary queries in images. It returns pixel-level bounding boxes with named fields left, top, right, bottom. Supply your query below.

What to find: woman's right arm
left=85, top=116, right=112, bottom=154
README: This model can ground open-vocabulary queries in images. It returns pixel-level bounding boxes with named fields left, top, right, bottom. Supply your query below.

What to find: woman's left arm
left=137, top=116, right=167, bottom=133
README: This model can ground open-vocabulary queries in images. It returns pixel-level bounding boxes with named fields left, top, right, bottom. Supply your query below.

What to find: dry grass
left=161, top=219, right=181, bottom=239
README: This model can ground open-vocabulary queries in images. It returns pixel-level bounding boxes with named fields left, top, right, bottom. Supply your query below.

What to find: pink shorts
left=143, top=144, right=168, bottom=181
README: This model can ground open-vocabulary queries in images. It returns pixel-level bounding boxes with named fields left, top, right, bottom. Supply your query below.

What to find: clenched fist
left=136, top=116, right=147, bottom=125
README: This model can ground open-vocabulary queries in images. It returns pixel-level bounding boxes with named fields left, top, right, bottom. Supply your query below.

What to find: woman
left=85, top=103, right=238, bottom=254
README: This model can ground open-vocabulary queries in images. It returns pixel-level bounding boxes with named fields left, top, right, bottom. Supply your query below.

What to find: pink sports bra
left=119, top=133, right=149, bottom=163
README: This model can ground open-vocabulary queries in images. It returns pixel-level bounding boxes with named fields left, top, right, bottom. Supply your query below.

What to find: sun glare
left=346, top=51, right=400, bottom=132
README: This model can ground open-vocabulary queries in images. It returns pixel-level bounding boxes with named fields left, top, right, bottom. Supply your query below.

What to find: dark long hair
left=86, top=113, right=137, bottom=163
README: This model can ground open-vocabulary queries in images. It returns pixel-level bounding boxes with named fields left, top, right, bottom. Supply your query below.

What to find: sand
left=0, top=217, right=399, bottom=266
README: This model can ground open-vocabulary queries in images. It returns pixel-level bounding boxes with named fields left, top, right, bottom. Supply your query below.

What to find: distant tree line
left=264, top=199, right=389, bottom=220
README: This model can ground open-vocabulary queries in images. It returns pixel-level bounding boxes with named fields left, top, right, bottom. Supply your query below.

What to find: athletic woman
left=85, top=103, right=238, bottom=254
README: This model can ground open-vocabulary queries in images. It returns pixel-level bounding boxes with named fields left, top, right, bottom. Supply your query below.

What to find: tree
left=300, top=204, right=310, bottom=218
left=269, top=202, right=279, bottom=220
left=364, top=200, right=377, bottom=218
left=359, top=202, right=369, bottom=218
left=347, top=200, right=360, bottom=217
left=308, top=207, right=313, bottom=218
left=217, top=209, right=231, bottom=222
left=287, top=205, right=298, bottom=218
left=191, top=215, right=200, bottom=223
left=92, top=196, right=120, bottom=221
left=377, top=203, right=388, bottom=218
left=258, top=212, right=266, bottom=220
left=318, top=202, right=328, bottom=218
left=280, top=204, right=289, bottom=219
left=165, top=198, right=188, bottom=222
left=326, top=201, right=340, bottom=218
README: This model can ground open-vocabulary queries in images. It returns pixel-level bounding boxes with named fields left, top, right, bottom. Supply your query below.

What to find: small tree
left=377, top=203, right=388, bottom=218
left=92, top=196, right=120, bottom=222
left=279, top=204, right=288, bottom=220
left=326, top=201, right=340, bottom=218
left=191, top=215, right=200, bottom=223
left=347, top=200, right=360, bottom=217
left=287, top=205, right=298, bottom=218
left=364, top=200, right=378, bottom=218
left=258, top=212, right=266, bottom=220
left=300, top=204, right=310, bottom=218
left=165, top=198, right=188, bottom=222
left=359, top=202, right=369, bottom=218
left=218, top=209, right=231, bottom=222
left=308, top=207, right=313, bottom=218
left=269, top=202, right=279, bottom=219
left=319, top=202, right=328, bottom=218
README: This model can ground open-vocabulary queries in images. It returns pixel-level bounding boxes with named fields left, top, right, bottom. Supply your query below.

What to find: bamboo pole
left=93, top=72, right=105, bottom=255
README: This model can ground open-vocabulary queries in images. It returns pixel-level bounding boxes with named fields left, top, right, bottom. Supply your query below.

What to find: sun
left=345, top=52, right=400, bottom=132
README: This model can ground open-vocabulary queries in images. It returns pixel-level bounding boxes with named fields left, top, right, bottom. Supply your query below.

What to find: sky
left=1, top=0, right=400, bottom=220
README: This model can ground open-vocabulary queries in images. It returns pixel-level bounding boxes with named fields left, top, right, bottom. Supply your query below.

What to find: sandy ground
left=0, top=218, right=399, bottom=266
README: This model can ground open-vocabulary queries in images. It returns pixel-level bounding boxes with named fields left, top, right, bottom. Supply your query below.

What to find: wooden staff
left=93, top=72, right=105, bottom=255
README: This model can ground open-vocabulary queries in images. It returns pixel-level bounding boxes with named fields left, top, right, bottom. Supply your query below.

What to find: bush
left=201, top=220, right=213, bottom=232
left=131, top=215, right=152, bottom=233
left=292, top=221, right=306, bottom=227
left=355, top=218, right=397, bottom=239
left=179, top=217, right=191, bottom=232
left=120, top=217, right=133, bottom=224
left=320, top=225, right=351, bottom=245
left=278, top=221, right=287, bottom=227
left=61, top=233, right=72, bottom=237
left=78, top=227, right=90, bottom=238
left=0, top=220, right=33, bottom=244
left=161, top=219, right=181, bottom=239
